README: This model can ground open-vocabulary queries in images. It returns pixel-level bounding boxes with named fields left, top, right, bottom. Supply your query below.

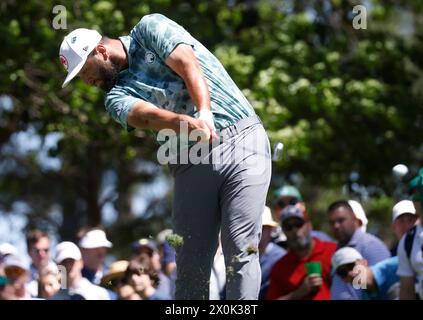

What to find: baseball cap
left=79, top=229, right=112, bottom=249
left=55, top=241, right=82, bottom=263
left=2, top=254, right=29, bottom=271
left=392, top=200, right=416, bottom=222
left=331, top=247, right=363, bottom=273
left=280, top=205, right=309, bottom=224
left=59, top=28, right=102, bottom=88
left=0, top=243, right=18, bottom=259
left=131, top=238, right=157, bottom=253
left=348, top=200, right=368, bottom=232
left=273, top=185, right=303, bottom=201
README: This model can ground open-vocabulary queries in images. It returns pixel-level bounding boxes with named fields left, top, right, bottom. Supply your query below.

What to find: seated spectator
left=348, top=200, right=368, bottom=233
left=327, top=200, right=391, bottom=299
left=131, top=238, right=172, bottom=299
left=332, top=247, right=399, bottom=300
left=266, top=205, right=336, bottom=300
left=124, top=259, right=170, bottom=300
left=3, top=255, right=31, bottom=299
left=79, top=228, right=113, bottom=285
left=50, top=241, right=111, bottom=300
left=391, top=200, right=419, bottom=256
left=271, top=185, right=332, bottom=247
left=259, top=206, right=286, bottom=299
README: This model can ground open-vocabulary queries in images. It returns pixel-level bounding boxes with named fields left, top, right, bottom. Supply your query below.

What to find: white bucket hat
left=79, top=229, right=112, bottom=249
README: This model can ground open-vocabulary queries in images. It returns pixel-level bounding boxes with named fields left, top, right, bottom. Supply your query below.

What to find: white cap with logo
left=331, top=247, right=363, bottom=272
left=55, top=241, right=82, bottom=263
left=59, top=28, right=102, bottom=88
left=79, top=229, right=112, bottom=249
left=392, top=200, right=416, bottom=222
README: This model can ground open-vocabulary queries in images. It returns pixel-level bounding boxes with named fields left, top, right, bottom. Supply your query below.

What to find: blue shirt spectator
left=364, top=257, right=399, bottom=300
left=331, top=229, right=391, bottom=299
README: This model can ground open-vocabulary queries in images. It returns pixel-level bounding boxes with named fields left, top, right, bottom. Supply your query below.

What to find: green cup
left=305, top=261, right=322, bottom=276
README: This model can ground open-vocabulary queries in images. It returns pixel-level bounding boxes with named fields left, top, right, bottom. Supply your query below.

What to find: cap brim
left=80, top=241, right=113, bottom=249
left=61, top=58, right=86, bottom=88
left=56, top=253, right=80, bottom=264
left=100, top=271, right=125, bottom=287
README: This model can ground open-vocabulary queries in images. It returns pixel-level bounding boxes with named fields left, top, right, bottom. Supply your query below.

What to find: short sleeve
left=360, top=237, right=391, bottom=266
left=104, top=90, right=140, bottom=131
left=131, top=13, right=195, bottom=61
left=397, top=234, right=415, bottom=277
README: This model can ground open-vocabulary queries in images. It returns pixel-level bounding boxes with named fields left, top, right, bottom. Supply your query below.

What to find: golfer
left=59, top=13, right=271, bottom=300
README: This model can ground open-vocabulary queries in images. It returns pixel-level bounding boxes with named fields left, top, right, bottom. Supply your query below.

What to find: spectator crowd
left=1, top=178, right=423, bottom=300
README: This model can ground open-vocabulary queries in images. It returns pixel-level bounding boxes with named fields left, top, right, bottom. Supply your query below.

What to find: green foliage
left=1, top=0, right=423, bottom=246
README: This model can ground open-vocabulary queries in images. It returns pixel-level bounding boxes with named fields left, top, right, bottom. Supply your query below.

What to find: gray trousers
left=170, top=115, right=272, bottom=300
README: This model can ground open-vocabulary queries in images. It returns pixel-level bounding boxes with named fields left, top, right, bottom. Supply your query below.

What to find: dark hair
left=327, top=200, right=354, bottom=215
left=124, top=259, right=160, bottom=288
left=26, top=230, right=49, bottom=252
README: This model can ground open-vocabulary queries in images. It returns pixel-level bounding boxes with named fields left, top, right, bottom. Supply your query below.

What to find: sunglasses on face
left=5, top=266, right=27, bottom=278
left=282, top=219, right=305, bottom=232
left=276, top=198, right=298, bottom=209
left=336, top=262, right=356, bottom=278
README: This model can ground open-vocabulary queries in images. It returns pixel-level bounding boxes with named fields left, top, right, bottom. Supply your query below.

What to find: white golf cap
left=59, top=28, right=102, bottom=88
left=3, top=254, right=29, bottom=271
left=79, top=229, right=112, bottom=249
left=262, top=206, right=278, bottom=228
left=331, top=247, right=363, bottom=272
left=392, top=200, right=416, bottom=222
left=55, top=241, right=82, bottom=263
left=348, top=200, right=368, bottom=232
left=0, top=243, right=18, bottom=257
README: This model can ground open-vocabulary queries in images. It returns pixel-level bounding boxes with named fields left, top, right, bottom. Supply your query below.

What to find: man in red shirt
left=266, top=205, right=337, bottom=300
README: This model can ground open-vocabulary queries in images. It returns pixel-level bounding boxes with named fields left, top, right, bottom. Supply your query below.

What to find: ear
left=94, top=44, right=108, bottom=60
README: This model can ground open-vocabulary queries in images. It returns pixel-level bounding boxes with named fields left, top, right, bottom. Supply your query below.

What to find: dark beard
left=287, top=233, right=312, bottom=251
left=98, top=58, right=121, bottom=92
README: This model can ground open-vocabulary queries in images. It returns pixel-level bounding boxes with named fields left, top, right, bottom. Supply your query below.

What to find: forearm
left=127, top=100, right=197, bottom=133
left=399, top=277, right=416, bottom=300
left=276, top=287, right=305, bottom=300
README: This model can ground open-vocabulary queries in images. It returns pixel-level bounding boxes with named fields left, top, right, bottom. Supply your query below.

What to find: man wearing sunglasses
left=26, top=230, right=57, bottom=297
left=271, top=185, right=332, bottom=248
left=266, top=205, right=336, bottom=300
left=332, top=247, right=399, bottom=300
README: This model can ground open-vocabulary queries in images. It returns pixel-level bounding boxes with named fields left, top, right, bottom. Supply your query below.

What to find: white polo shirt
left=397, top=224, right=423, bottom=298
